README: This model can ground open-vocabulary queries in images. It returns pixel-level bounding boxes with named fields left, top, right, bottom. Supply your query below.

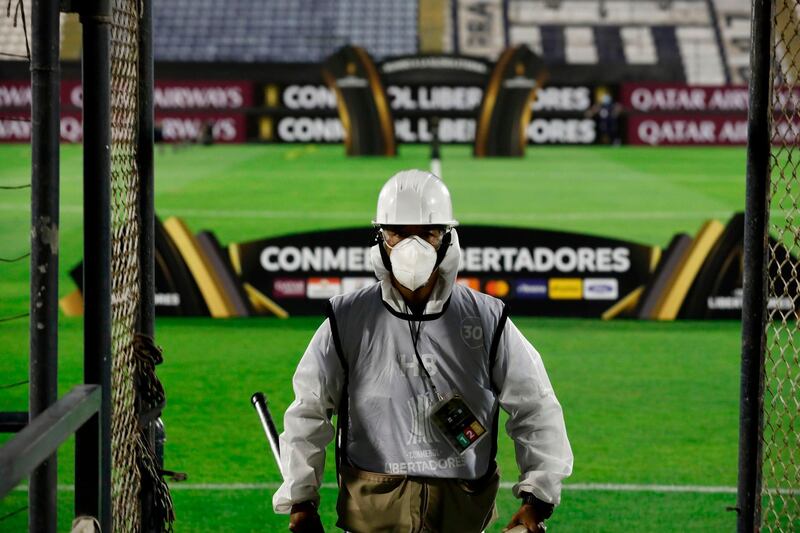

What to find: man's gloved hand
left=504, top=503, right=546, bottom=533
left=289, top=501, right=324, bottom=533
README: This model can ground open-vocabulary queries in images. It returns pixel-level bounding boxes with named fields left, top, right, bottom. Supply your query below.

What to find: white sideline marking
left=563, top=483, right=737, bottom=494
left=108, top=208, right=748, bottom=223
left=16, top=482, right=799, bottom=495
left=0, top=203, right=748, bottom=222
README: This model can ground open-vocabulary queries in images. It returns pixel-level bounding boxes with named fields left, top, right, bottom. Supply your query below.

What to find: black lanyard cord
left=405, top=312, right=441, bottom=399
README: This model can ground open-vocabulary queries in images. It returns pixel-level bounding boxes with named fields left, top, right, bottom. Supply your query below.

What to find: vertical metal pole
left=137, top=2, right=160, bottom=529
left=29, top=0, right=60, bottom=531
left=138, top=0, right=154, bottom=337
left=75, top=0, right=113, bottom=531
left=737, top=0, right=773, bottom=531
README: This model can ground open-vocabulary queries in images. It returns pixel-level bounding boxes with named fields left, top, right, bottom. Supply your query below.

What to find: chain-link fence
left=0, top=0, right=170, bottom=529
left=763, top=0, right=800, bottom=531
left=0, top=1, right=32, bottom=316
left=110, top=0, right=143, bottom=530
left=0, top=13, right=33, bottom=530
left=0, top=0, right=32, bottom=151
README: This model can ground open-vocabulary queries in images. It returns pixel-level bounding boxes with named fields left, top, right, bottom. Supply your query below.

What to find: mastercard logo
left=484, top=280, right=510, bottom=298
left=456, top=277, right=481, bottom=291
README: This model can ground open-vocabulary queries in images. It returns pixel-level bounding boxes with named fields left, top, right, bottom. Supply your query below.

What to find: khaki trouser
left=335, top=462, right=500, bottom=533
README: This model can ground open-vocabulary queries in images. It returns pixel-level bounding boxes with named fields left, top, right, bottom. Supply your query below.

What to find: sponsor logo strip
left=272, top=278, right=305, bottom=298
left=549, top=278, right=583, bottom=300
left=514, top=278, right=548, bottom=299
left=583, top=278, right=619, bottom=300
left=341, top=277, right=376, bottom=294
left=456, top=277, right=481, bottom=291
left=306, top=277, right=342, bottom=299
left=484, top=279, right=510, bottom=298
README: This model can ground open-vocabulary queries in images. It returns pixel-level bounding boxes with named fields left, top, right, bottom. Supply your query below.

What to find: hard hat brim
left=372, top=219, right=459, bottom=228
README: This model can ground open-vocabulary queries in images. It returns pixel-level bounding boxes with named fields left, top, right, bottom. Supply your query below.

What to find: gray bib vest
left=326, top=282, right=508, bottom=480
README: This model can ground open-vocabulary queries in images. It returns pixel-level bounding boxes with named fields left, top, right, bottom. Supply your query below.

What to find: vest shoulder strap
left=325, top=300, right=350, bottom=485
left=488, top=303, right=509, bottom=395
left=487, top=303, right=508, bottom=474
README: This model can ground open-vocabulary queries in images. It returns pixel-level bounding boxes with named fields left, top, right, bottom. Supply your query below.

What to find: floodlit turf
left=0, top=143, right=748, bottom=317
left=0, top=144, right=749, bottom=531
left=0, top=318, right=741, bottom=531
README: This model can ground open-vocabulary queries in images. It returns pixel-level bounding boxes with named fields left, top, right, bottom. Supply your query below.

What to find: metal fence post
left=737, top=0, right=774, bottom=531
left=75, top=0, right=113, bottom=530
left=29, top=0, right=61, bottom=530
left=137, top=1, right=162, bottom=529
left=138, top=0, right=154, bottom=336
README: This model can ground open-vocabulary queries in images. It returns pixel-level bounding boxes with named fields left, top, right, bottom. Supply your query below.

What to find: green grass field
left=0, top=144, right=749, bottom=531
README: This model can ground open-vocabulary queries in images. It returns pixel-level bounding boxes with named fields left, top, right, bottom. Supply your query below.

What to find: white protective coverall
left=272, top=229, right=573, bottom=514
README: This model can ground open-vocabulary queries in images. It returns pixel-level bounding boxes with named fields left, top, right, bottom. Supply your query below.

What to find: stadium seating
left=620, top=27, right=658, bottom=65
left=509, top=0, right=711, bottom=25
left=152, top=0, right=417, bottom=62
left=712, top=0, right=752, bottom=82
left=0, top=3, right=74, bottom=62
left=675, top=26, right=726, bottom=84
left=0, top=0, right=32, bottom=61
left=0, top=0, right=750, bottom=84
left=507, top=0, right=730, bottom=83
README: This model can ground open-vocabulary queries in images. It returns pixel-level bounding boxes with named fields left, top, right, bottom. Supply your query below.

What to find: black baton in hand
left=251, top=392, right=282, bottom=470
left=252, top=393, right=325, bottom=531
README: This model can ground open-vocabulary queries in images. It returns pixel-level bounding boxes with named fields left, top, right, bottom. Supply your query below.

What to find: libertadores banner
left=61, top=214, right=800, bottom=320
left=230, top=226, right=657, bottom=317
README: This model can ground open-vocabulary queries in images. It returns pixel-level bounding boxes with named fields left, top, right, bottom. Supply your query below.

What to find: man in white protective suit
left=272, top=170, right=573, bottom=533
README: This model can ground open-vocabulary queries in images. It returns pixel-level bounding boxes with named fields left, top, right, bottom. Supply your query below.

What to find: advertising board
left=0, top=109, right=245, bottom=143
left=156, top=112, right=247, bottom=143
left=1, top=58, right=612, bottom=145
left=0, top=81, right=29, bottom=108
left=59, top=80, right=253, bottom=110
left=620, top=83, right=749, bottom=113
left=621, top=82, right=800, bottom=114
left=627, top=114, right=748, bottom=146
left=258, top=82, right=602, bottom=145
left=0, top=63, right=629, bottom=146
left=231, top=226, right=655, bottom=317
left=0, top=111, right=82, bottom=143
left=0, top=80, right=251, bottom=143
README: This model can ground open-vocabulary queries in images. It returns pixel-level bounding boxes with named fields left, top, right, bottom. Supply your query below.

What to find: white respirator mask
left=385, top=236, right=438, bottom=291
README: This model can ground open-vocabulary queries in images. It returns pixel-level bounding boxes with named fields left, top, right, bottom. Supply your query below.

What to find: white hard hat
left=372, top=169, right=458, bottom=227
